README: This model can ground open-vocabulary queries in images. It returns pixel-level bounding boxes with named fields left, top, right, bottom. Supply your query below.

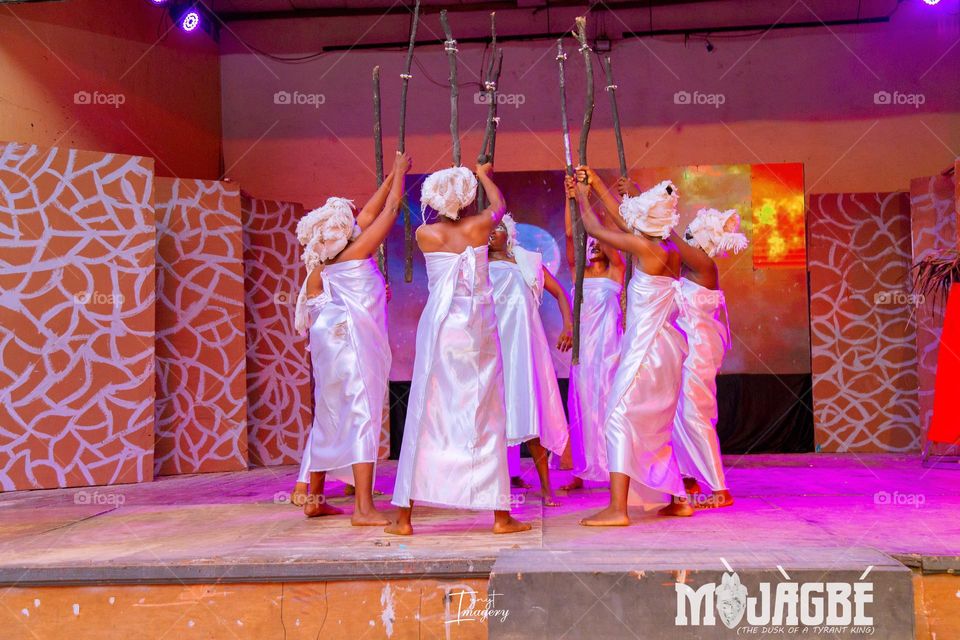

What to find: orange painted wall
left=0, top=0, right=221, bottom=180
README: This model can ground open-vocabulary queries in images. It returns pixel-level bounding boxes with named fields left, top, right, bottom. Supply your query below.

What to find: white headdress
left=420, top=167, right=477, bottom=220
left=684, top=207, right=749, bottom=258
left=293, top=197, right=359, bottom=335
left=497, top=213, right=544, bottom=302
left=618, top=180, right=680, bottom=239
left=501, top=213, right=519, bottom=256
left=296, top=197, right=360, bottom=272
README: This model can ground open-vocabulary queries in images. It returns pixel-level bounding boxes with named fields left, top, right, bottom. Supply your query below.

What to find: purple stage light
left=922, top=0, right=942, bottom=5
left=180, top=10, right=201, bottom=32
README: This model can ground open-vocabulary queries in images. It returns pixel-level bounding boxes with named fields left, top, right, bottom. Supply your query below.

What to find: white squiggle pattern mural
left=0, top=142, right=156, bottom=490
left=808, top=192, right=921, bottom=452
left=909, top=171, right=959, bottom=442
left=241, top=195, right=311, bottom=466
left=154, top=178, right=248, bottom=475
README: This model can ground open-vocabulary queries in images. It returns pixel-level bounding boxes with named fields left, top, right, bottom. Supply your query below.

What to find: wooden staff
left=440, top=10, right=461, bottom=167
left=398, top=0, right=420, bottom=283
left=557, top=38, right=583, bottom=365
left=372, top=65, right=387, bottom=279
left=603, top=55, right=630, bottom=325
left=477, top=13, right=500, bottom=211
left=570, top=16, right=595, bottom=364
left=488, top=49, right=504, bottom=159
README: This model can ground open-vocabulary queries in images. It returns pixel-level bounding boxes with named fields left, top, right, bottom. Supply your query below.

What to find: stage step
left=488, top=547, right=913, bottom=639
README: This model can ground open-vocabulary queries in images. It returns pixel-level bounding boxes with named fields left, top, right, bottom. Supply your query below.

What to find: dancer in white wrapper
left=292, top=151, right=411, bottom=523
left=671, top=207, right=748, bottom=509
left=487, top=213, right=573, bottom=506
left=559, top=173, right=624, bottom=491
left=574, top=168, right=694, bottom=525
left=387, top=163, right=531, bottom=536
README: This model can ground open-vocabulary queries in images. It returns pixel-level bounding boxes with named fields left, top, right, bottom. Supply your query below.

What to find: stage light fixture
left=179, top=9, right=201, bottom=32
left=922, top=0, right=942, bottom=5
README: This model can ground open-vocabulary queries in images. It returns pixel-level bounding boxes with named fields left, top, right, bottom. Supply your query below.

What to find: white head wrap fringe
left=293, top=197, right=360, bottom=335
left=684, top=207, right=749, bottom=258
left=618, top=180, right=680, bottom=239
left=420, top=167, right=477, bottom=220
left=499, top=213, right=544, bottom=302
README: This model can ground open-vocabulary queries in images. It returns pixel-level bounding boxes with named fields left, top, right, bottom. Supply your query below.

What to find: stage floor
left=0, top=453, right=958, bottom=585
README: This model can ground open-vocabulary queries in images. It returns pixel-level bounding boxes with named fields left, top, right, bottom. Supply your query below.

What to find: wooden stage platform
left=1, top=454, right=958, bottom=639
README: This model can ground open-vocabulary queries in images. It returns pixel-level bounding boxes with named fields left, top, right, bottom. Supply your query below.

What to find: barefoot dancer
left=560, top=173, right=625, bottom=491
left=671, top=208, right=748, bottom=509
left=574, top=171, right=692, bottom=525
left=293, top=151, right=411, bottom=524
left=488, top=213, right=573, bottom=506
left=387, top=163, right=530, bottom=536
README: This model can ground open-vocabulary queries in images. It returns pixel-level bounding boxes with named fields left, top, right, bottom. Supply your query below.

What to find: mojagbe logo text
left=675, top=571, right=874, bottom=633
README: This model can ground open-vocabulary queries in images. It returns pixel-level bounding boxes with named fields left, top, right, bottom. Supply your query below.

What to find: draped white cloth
left=673, top=277, right=729, bottom=491
left=392, top=246, right=511, bottom=511
left=298, top=258, right=390, bottom=478
left=568, top=277, right=623, bottom=482
left=489, top=260, right=569, bottom=458
left=605, top=268, right=688, bottom=498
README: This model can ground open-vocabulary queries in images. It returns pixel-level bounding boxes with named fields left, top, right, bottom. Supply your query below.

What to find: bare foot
left=658, top=497, right=694, bottom=517
left=560, top=477, right=584, bottom=491
left=291, top=483, right=308, bottom=507
left=511, top=476, right=532, bottom=489
left=384, top=520, right=413, bottom=536
left=304, top=499, right=345, bottom=518
left=683, top=477, right=702, bottom=495
left=493, top=516, right=533, bottom=534
left=542, top=493, right=562, bottom=507
left=580, top=506, right=630, bottom=526
left=694, top=490, right=734, bottom=510
left=351, top=507, right=392, bottom=526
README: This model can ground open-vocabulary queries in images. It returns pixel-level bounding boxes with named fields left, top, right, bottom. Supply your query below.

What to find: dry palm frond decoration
left=913, top=249, right=960, bottom=314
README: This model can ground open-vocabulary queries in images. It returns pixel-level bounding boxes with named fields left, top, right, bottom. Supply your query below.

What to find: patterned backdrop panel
left=910, top=169, right=959, bottom=441
left=241, top=195, right=310, bottom=466
left=0, top=142, right=156, bottom=490
left=808, top=192, right=920, bottom=452
left=154, top=178, right=248, bottom=475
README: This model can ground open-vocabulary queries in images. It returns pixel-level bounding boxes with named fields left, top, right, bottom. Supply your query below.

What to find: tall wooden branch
left=477, top=13, right=500, bottom=211
left=603, top=55, right=630, bottom=325
left=557, top=38, right=582, bottom=365
left=488, top=49, right=504, bottom=159
left=570, top=16, right=595, bottom=364
left=398, top=0, right=420, bottom=283
left=440, top=10, right=461, bottom=167
left=372, top=65, right=387, bottom=279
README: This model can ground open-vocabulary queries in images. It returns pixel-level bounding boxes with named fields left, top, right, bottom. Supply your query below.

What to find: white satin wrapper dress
left=392, top=245, right=511, bottom=511
left=605, top=268, right=688, bottom=499
left=673, top=277, right=729, bottom=491
left=568, top=277, right=623, bottom=482
left=299, top=258, right=390, bottom=479
left=489, top=260, right=569, bottom=460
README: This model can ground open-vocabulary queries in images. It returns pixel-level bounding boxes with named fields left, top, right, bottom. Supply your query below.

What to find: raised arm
left=342, top=152, right=411, bottom=259
left=356, top=169, right=396, bottom=230
left=476, top=162, right=506, bottom=227
left=563, top=174, right=576, bottom=271
left=573, top=166, right=628, bottom=234
left=543, top=266, right=573, bottom=353
left=576, top=181, right=661, bottom=262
